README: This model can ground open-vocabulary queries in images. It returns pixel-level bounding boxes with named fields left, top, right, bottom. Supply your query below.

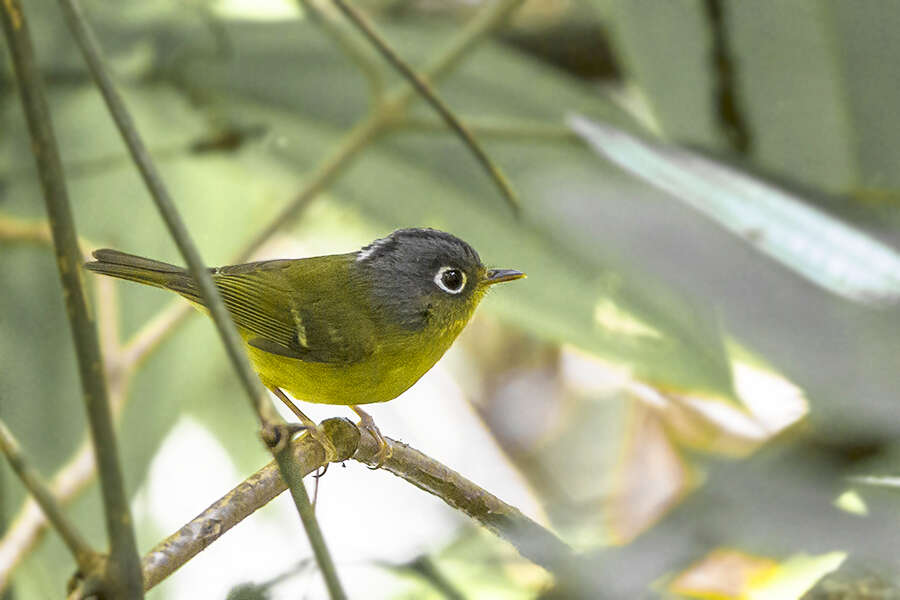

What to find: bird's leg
left=351, top=406, right=392, bottom=469
left=269, top=387, right=338, bottom=463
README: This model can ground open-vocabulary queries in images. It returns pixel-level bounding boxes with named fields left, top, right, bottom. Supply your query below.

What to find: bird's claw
left=354, top=411, right=392, bottom=469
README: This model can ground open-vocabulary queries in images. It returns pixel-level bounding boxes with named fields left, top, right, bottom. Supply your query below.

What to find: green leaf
left=602, top=0, right=724, bottom=147
left=570, top=116, right=900, bottom=305
left=724, top=0, right=857, bottom=194
left=603, top=0, right=900, bottom=197
left=848, top=475, right=900, bottom=490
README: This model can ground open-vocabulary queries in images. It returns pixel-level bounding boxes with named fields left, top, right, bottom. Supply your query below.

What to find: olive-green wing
left=168, top=257, right=374, bottom=364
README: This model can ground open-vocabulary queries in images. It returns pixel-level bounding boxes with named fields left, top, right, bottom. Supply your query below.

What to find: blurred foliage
left=2, top=0, right=900, bottom=598
left=668, top=548, right=846, bottom=600
left=595, top=0, right=900, bottom=198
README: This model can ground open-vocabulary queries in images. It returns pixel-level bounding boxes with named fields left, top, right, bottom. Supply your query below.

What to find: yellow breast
left=244, top=320, right=466, bottom=405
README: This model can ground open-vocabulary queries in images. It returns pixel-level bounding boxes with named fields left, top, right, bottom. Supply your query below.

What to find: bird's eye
left=434, top=266, right=466, bottom=294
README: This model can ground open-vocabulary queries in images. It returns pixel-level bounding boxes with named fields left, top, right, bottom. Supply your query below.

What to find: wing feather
left=167, top=257, right=373, bottom=364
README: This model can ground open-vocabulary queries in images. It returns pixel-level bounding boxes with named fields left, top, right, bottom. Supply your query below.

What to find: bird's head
left=354, top=228, right=524, bottom=332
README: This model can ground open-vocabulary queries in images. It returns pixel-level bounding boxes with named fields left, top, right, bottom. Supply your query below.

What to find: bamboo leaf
left=569, top=116, right=900, bottom=305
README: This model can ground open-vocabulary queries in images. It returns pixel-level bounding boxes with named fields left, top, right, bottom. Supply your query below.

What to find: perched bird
left=85, top=228, right=524, bottom=465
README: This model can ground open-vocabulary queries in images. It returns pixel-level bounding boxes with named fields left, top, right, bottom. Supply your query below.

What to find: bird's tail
left=85, top=249, right=188, bottom=290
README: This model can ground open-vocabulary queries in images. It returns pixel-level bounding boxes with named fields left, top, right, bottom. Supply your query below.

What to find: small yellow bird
left=86, top=228, right=524, bottom=464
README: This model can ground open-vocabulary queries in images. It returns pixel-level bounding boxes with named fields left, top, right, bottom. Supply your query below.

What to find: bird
left=85, top=228, right=525, bottom=466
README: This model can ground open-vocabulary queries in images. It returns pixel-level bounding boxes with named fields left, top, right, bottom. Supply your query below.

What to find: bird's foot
left=268, top=387, right=338, bottom=463
left=352, top=406, right=392, bottom=469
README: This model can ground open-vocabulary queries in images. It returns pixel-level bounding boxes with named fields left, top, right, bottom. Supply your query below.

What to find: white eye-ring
left=434, top=266, right=466, bottom=294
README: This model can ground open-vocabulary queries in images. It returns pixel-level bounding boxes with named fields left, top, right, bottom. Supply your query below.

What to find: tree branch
left=0, top=213, right=99, bottom=259
left=117, top=302, right=192, bottom=375
left=0, top=1, right=144, bottom=596
left=142, top=419, right=578, bottom=590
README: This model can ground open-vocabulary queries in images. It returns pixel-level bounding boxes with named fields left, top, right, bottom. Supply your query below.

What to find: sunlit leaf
left=546, top=342, right=806, bottom=545
left=664, top=356, right=807, bottom=457
left=569, top=116, right=900, bottom=305
left=748, top=552, right=847, bottom=600
left=601, top=0, right=724, bottom=147
left=669, top=548, right=777, bottom=600
left=833, top=490, right=868, bottom=517
left=728, top=1, right=900, bottom=197
left=847, top=475, right=900, bottom=490
left=562, top=344, right=807, bottom=459
left=669, top=549, right=846, bottom=600
left=603, top=1, right=900, bottom=197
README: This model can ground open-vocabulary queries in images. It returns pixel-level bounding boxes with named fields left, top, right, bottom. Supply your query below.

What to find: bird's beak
left=484, top=268, right=526, bottom=285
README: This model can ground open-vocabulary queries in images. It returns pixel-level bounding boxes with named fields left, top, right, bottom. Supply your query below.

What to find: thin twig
left=56, top=1, right=347, bottom=596
left=332, top=0, right=520, bottom=217
left=142, top=419, right=579, bottom=591
left=0, top=1, right=144, bottom=596
left=0, top=437, right=94, bottom=590
left=0, top=419, right=98, bottom=573
left=0, top=223, right=186, bottom=587
left=95, top=277, right=120, bottom=360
